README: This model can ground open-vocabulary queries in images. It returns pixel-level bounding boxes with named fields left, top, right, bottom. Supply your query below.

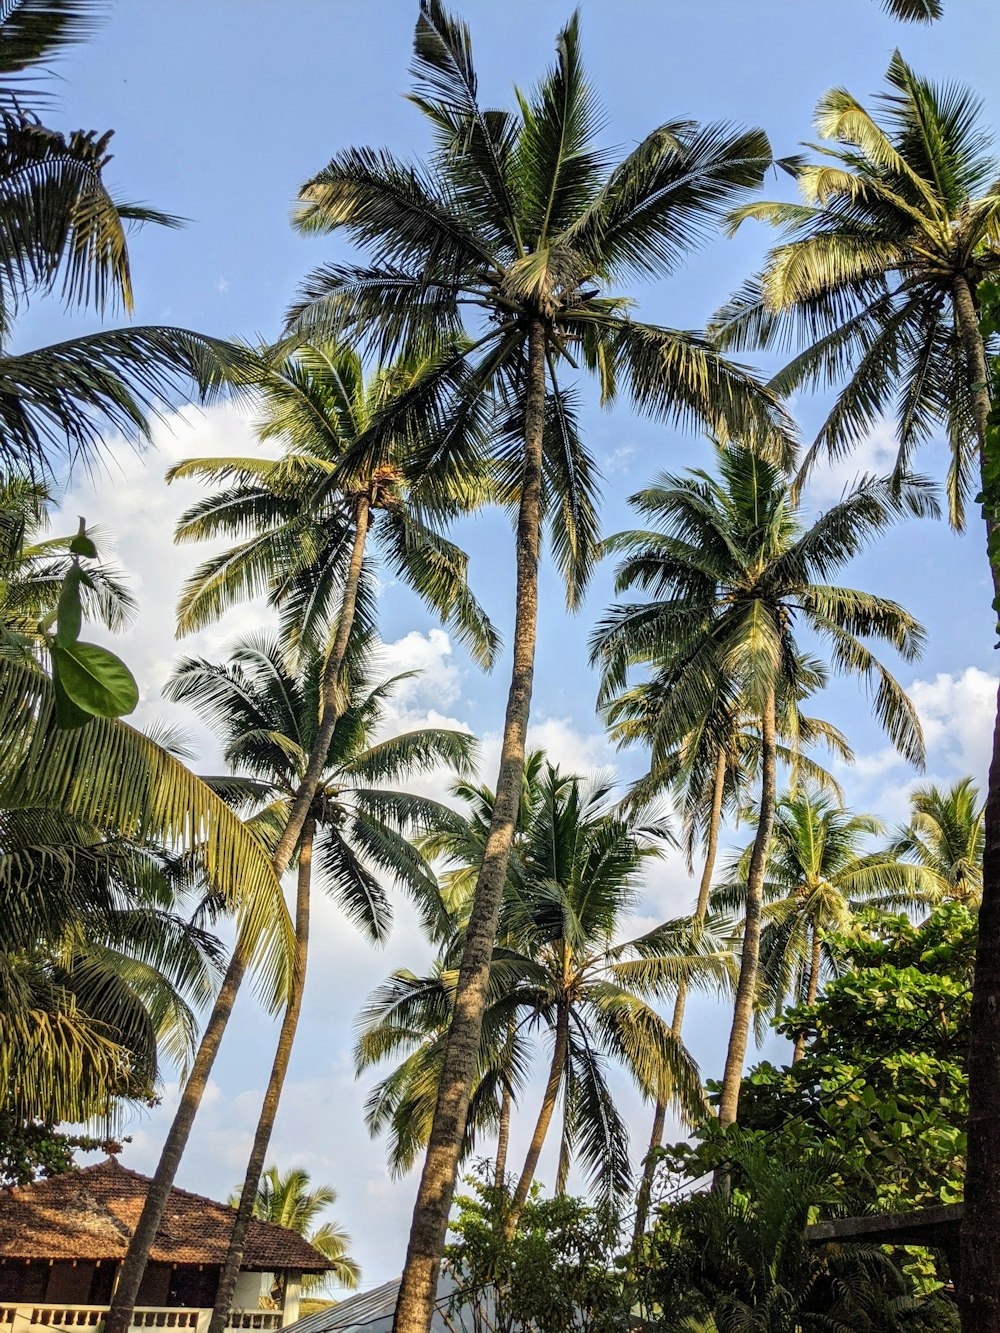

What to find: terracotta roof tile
left=0, top=1159, right=333, bottom=1273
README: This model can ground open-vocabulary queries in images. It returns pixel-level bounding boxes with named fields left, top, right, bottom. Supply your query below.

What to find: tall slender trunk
left=494, top=1078, right=512, bottom=1189
left=557, top=1135, right=570, bottom=1199
left=509, top=1004, right=569, bottom=1227
left=792, top=922, right=822, bottom=1065
left=953, top=275, right=1000, bottom=1333
left=494, top=1016, right=516, bottom=1190
left=271, top=495, right=371, bottom=872
left=393, top=318, right=547, bottom=1333
left=105, top=946, right=247, bottom=1333
left=208, top=819, right=315, bottom=1333
left=718, top=689, right=777, bottom=1129
left=106, top=501, right=372, bottom=1333
left=633, top=748, right=726, bottom=1245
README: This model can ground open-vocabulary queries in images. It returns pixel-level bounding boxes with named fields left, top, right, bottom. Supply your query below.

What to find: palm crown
left=591, top=440, right=929, bottom=767
left=288, top=0, right=794, bottom=604
left=165, top=633, right=478, bottom=944
left=715, top=786, right=938, bottom=1052
left=170, top=342, right=496, bottom=668
left=712, top=52, right=1000, bottom=525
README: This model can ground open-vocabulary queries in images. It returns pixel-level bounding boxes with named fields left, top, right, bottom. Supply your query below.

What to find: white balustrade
left=0, top=1306, right=283, bottom=1333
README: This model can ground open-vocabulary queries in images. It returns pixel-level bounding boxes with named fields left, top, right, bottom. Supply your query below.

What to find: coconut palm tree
left=708, top=61, right=1000, bottom=1315
left=355, top=757, right=548, bottom=1189
left=591, top=442, right=928, bottom=1127
left=230, top=1166, right=360, bottom=1294
left=286, top=7, right=793, bottom=1317
left=890, top=778, right=984, bottom=906
left=715, top=786, right=939, bottom=1062
left=163, top=632, right=477, bottom=1333
left=108, top=350, right=497, bottom=1332
left=1, top=806, right=225, bottom=1133
left=169, top=340, right=497, bottom=676
left=361, top=760, right=730, bottom=1223
left=608, top=669, right=850, bottom=1240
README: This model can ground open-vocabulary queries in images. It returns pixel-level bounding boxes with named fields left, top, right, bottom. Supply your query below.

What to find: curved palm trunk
left=393, top=318, right=547, bottom=1333
left=633, top=747, right=726, bottom=1245
left=509, top=1003, right=569, bottom=1229
left=953, top=276, right=1000, bottom=1333
left=718, top=689, right=777, bottom=1129
left=792, top=922, right=822, bottom=1065
left=106, top=503, right=372, bottom=1333
left=208, top=818, right=315, bottom=1333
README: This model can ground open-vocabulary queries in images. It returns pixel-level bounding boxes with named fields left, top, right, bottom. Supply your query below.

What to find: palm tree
left=169, top=339, right=497, bottom=677
left=361, top=760, right=728, bottom=1224
left=355, top=758, right=549, bottom=1189
left=708, top=60, right=1000, bottom=1316
left=230, top=1166, right=360, bottom=1294
left=286, top=7, right=793, bottom=1318
left=0, top=2, right=253, bottom=480
left=1, top=806, right=224, bottom=1133
left=716, top=786, right=938, bottom=1062
left=891, top=778, right=984, bottom=906
left=163, top=633, right=477, bottom=1333
left=591, top=442, right=928, bottom=1128
left=107, top=349, right=497, bottom=1332
left=608, top=670, right=850, bottom=1239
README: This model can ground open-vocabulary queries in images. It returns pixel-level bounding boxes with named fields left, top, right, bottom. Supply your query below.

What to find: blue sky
left=23, top=0, right=1000, bottom=1291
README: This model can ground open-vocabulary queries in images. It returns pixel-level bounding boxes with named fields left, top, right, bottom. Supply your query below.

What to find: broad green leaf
left=55, top=564, right=83, bottom=648
left=69, top=519, right=98, bottom=559
left=50, top=640, right=139, bottom=718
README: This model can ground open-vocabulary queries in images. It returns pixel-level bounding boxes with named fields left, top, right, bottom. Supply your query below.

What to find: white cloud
left=909, top=666, right=998, bottom=783
left=800, top=415, right=941, bottom=506
left=837, top=665, right=998, bottom=824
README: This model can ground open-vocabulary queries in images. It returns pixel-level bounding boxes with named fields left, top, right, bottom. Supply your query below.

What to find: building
left=0, top=1157, right=336, bottom=1333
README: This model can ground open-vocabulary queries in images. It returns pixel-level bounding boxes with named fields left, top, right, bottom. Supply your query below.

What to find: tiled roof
left=0, top=1158, right=334, bottom=1273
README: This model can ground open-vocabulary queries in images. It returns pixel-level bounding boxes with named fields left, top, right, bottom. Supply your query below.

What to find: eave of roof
left=0, top=1159, right=334, bottom=1273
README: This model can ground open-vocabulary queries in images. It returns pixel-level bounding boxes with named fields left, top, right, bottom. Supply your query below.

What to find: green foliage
left=232, top=1165, right=360, bottom=1293
left=651, top=906, right=972, bottom=1309
left=446, top=1172, right=629, bottom=1333
left=641, top=1141, right=952, bottom=1331
left=0, top=1113, right=122, bottom=1187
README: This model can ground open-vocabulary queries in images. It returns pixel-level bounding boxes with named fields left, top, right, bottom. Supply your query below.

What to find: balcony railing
left=0, top=1306, right=285, bottom=1333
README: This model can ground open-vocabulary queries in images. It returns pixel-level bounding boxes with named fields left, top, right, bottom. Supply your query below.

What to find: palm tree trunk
left=718, top=689, right=777, bottom=1129
left=393, top=318, right=547, bottom=1333
left=105, top=948, right=248, bottom=1333
left=637, top=746, right=725, bottom=1242
left=633, top=747, right=727, bottom=1244
left=555, top=1107, right=570, bottom=1196
left=494, top=1015, right=516, bottom=1190
left=494, top=1077, right=512, bottom=1189
left=107, top=503, right=372, bottom=1333
left=631, top=1100, right=665, bottom=1250
left=509, top=1004, right=569, bottom=1227
left=208, top=818, right=315, bottom=1333
left=271, top=494, right=371, bottom=873
left=792, top=923, right=822, bottom=1064
left=952, top=275, right=1000, bottom=1333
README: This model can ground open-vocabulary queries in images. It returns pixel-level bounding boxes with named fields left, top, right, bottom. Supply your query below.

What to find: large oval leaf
left=50, top=640, right=139, bottom=718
